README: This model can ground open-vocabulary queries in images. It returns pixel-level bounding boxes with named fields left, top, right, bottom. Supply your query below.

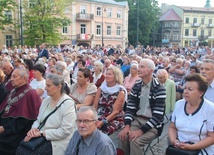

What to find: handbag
left=19, top=99, right=71, bottom=151
left=166, top=145, right=201, bottom=155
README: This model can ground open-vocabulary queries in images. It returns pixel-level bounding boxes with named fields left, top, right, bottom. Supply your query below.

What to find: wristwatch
left=102, top=118, right=108, bottom=124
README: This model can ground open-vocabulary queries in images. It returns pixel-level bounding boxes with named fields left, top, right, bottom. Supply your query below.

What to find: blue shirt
left=65, top=129, right=116, bottom=155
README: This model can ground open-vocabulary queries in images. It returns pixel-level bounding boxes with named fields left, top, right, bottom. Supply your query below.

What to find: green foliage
left=22, top=0, right=73, bottom=46
left=0, top=0, right=16, bottom=30
left=116, top=0, right=160, bottom=46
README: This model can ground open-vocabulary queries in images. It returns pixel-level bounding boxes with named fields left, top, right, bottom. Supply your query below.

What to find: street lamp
left=20, top=0, right=23, bottom=46
left=133, top=0, right=139, bottom=46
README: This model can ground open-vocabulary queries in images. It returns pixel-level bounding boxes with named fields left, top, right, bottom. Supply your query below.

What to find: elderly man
left=118, top=59, right=166, bottom=155
left=0, top=68, right=41, bottom=155
left=65, top=106, right=116, bottom=155
left=2, top=60, right=14, bottom=92
left=200, top=59, right=214, bottom=103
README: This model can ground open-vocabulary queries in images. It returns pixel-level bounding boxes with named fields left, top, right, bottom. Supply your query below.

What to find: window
left=107, top=8, right=112, bottom=17
left=174, top=22, right=178, bottom=27
left=165, top=22, right=171, bottom=27
left=62, top=25, right=68, bottom=34
left=193, top=29, right=197, bottom=36
left=4, top=11, right=12, bottom=21
left=163, top=32, right=170, bottom=39
left=185, top=18, right=189, bottom=23
left=193, top=18, right=197, bottom=23
left=201, top=18, right=205, bottom=24
left=97, top=7, right=101, bottom=16
left=29, top=0, right=36, bottom=8
left=201, top=29, right=204, bottom=36
left=173, top=32, right=178, bottom=40
left=185, top=29, right=189, bottom=36
left=97, top=25, right=101, bottom=35
left=80, top=5, right=86, bottom=14
left=80, top=24, right=86, bottom=34
left=116, top=26, right=121, bottom=36
left=117, top=10, right=122, bottom=18
left=208, top=29, right=212, bottom=36
left=209, top=19, right=212, bottom=24
left=6, top=35, right=13, bottom=47
left=107, top=26, right=111, bottom=35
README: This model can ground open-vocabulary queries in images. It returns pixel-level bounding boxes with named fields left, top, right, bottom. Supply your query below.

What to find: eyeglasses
left=75, top=119, right=96, bottom=124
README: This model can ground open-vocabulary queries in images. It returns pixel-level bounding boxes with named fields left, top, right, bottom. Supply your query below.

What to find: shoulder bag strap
left=38, top=98, right=71, bottom=130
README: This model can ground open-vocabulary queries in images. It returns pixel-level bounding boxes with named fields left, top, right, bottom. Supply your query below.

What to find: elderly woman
left=168, top=73, right=214, bottom=154
left=70, top=68, right=97, bottom=109
left=18, top=74, right=77, bottom=155
left=30, top=63, right=46, bottom=99
left=89, top=60, right=105, bottom=88
left=123, top=62, right=141, bottom=95
left=93, top=66, right=127, bottom=135
left=156, top=69, right=176, bottom=115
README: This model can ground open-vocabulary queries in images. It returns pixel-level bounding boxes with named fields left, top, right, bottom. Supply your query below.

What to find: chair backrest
left=116, top=148, right=125, bottom=155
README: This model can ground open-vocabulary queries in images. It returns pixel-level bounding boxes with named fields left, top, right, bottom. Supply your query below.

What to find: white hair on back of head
left=140, top=59, right=155, bottom=70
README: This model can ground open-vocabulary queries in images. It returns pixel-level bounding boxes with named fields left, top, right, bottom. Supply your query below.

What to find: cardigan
left=124, top=77, right=166, bottom=135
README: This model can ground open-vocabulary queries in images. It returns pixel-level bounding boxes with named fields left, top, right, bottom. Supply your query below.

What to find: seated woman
left=70, top=68, right=97, bottom=110
left=168, top=73, right=214, bottom=154
left=30, top=63, right=46, bottom=99
left=123, top=62, right=140, bottom=95
left=18, top=74, right=77, bottom=155
left=89, top=60, right=105, bottom=88
left=93, top=66, right=127, bottom=135
left=156, top=69, right=176, bottom=115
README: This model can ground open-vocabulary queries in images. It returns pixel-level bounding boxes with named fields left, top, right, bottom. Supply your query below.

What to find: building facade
left=0, top=0, right=129, bottom=49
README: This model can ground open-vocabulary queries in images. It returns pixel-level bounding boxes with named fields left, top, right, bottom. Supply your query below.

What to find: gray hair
left=78, top=106, right=98, bottom=120
left=202, top=59, right=214, bottom=65
left=140, top=59, right=155, bottom=70
left=46, top=73, right=65, bottom=94
left=94, top=60, right=103, bottom=72
left=16, top=68, right=29, bottom=80
left=156, top=69, right=168, bottom=78
left=55, top=65, right=64, bottom=75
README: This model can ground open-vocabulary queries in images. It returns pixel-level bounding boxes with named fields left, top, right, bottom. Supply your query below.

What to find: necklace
left=5, top=87, right=31, bottom=113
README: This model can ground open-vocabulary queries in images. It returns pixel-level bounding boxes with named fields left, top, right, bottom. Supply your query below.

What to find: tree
left=0, top=0, right=16, bottom=30
left=116, top=0, right=160, bottom=46
left=21, top=0, right=73, bottom=46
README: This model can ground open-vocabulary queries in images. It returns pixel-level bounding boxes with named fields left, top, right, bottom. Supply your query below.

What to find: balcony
left=76, top=34, right=93, bottom=41
left=207, top=24, right=214, bottom=28
left=76, top=13, right=94, bottom=21
left=198, top=35, right=209, bottom=41
left=191, top=23, right=200, bottom=27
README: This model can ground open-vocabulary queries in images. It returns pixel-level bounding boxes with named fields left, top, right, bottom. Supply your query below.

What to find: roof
left=159, top=8, right=182, bottom=21
left=90, top=0, right=127, bottom=6
left=173, top=5, right=214, bottom=12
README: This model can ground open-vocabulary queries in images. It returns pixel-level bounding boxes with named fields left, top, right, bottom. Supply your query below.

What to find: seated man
left=0, top=68, right=41, bottom=155
left=118, top=59, right=166, bottom=155
left=65, top=106, right=116, bottom=155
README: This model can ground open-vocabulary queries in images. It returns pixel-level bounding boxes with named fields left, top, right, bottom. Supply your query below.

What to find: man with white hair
left=118, top=59, right=166, bottom=155
left=1, top=45, right=8, bottom=54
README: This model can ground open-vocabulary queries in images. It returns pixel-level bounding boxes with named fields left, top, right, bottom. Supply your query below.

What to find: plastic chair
left=116, top=148, right=125, bottom=155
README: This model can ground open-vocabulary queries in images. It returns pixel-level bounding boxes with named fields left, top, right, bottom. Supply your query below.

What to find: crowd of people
left=0, top=43, right=214, bottom=155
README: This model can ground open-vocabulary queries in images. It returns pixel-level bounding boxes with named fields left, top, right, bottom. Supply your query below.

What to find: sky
left=157, top=0, right=213, bottom=7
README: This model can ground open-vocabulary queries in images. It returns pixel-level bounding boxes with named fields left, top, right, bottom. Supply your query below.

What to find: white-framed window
left=107, top=8, right=112, bottom=17
left=6, top=35, right=13, bottom=47
left=62, top=25, right=68, bottom=34
left=4, top=11, right=12, bottom=20
left=107, top=26, right=111, bottom=35
left=193, top=29, right=197, bottom=36
left=29, top=0, right=36, bottom=8
left=173, top=32, right=178, bottom=40
left=117, top=10, right=122, bottom=18
left=81, top=24, right=86, bottom=34
left=165, top=22, right=171, bottom=27
left=174, top=22, right=178, bottom=27
left=97, top=25, right=101, bottom=35
left=208, top=29, right=212, bottom=36
left=80, top=5, right=86, bottom=14
left=116, top=26, right=121, bottom=36
left=97, top=7, right=101, bottom=16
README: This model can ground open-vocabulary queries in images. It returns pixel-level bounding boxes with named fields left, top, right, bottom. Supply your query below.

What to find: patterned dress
left=97, top=88, right=124, bottom=135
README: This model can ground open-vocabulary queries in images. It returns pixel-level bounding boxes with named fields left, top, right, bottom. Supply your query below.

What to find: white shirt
left=30, top=79, right=46, bottom=98
left=171, top=99, right=214, bottom=155
left=204, top=80, right=214, bottom=103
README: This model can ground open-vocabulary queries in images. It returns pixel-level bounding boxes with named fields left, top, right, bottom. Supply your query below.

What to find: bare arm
left=168, top=122, right=178, bottom=145
left=35, top=88, right=44, bottom=97
left=93, top=88, right=101, bottom=110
